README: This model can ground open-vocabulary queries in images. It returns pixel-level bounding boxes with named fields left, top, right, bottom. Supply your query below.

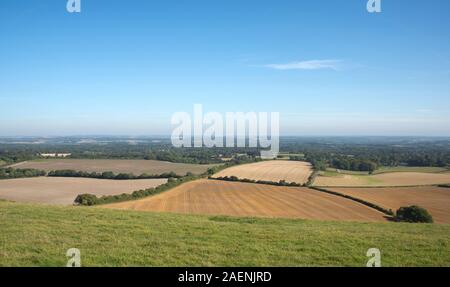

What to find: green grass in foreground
left=1, top=201, right=449, bottom=267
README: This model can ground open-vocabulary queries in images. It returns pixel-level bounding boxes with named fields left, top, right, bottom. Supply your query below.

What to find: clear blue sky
left=1, top=0, right=449, bottom=136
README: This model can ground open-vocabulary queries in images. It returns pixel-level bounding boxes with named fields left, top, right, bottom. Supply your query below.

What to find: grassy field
left=104, top=179, right=386, bottom=222
left=314, top=171, right=450, bottom=187
left=10, top=159, right=218, bottom=175
left=0, top=201, right=449, bottom=267
left=374, top=166, right=449, bottom=174
left=325, top=166, right=449, bottom=176
left=0, top=160, right=6, bottom=167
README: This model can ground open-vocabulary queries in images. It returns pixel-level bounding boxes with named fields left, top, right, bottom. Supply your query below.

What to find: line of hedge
left=0, top=168, right=47, bottom=180
left=308, top=186, right=394, bottom=216
left=211, top=176, right=303, bottom=187
left=48, top=169, right=184, bottom=180
left=74, top=175, right=202, bottom=206
left=305, top=170, right=319, bottom=186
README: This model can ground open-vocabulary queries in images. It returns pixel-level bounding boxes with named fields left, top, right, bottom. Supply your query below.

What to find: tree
left=395, top=206, right=433, bottom=223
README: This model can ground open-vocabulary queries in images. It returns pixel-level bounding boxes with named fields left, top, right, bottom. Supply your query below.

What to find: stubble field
left=104, top=179, right=387, bottom=222
left=326, top=186, right=450, bottom=224
left=0, top=177, right=167, bottom=205
left=212, top=160, right=313, bottom=184
left=11, top=159, right=217, bottom=175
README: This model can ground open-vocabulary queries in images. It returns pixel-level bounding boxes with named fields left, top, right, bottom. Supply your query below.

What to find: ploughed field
left=0, top=177, right=167, bottom=205
left=11, top=159, right=217, bottom=175
left=212, top=160, right=313, bottom=184
left=104, top=179, right=387, bottom=222
left=327, top=186, right=450, bottom=224
left=313, top=171, right=450, bottom=187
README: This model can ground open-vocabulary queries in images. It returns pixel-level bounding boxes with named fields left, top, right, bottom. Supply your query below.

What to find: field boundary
left=308, top=186, right=395, bottom=216
left=312, top=184, right=450, bottom=188
left=210, top=176, right=304, bottom=187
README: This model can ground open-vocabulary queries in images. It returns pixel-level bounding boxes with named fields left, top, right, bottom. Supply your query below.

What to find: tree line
left=0, top=168, right=46, bottom=179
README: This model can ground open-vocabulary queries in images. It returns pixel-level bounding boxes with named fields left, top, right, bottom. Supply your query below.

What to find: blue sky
left=1, top=0, right=449, bottom=136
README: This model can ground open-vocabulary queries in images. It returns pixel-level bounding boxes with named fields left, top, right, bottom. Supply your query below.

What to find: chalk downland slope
left=327, top=186, right=450, bottom=224
left=11, top=159, right=218, bottom=176
left=104, top=179, right=387, bottom=222
left=0, top=177, right=167, bottom=205
left=313, top=172, right=450, bottom=187
left=212, top=160, right=313, bottom=184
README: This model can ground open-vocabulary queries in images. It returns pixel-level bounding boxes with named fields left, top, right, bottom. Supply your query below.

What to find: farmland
left=0, top=177, right=167, bottom=205
left=11, top=159, right=217, bottom=175
left=212, top=160, right=313, bottom=184
left=1, top=200, right=449, bottom=267
left=326, top=186, right=450, bottom=224
left=104, top=179, right=386, bottom=222
left=313, top=171, right=450, bottom=187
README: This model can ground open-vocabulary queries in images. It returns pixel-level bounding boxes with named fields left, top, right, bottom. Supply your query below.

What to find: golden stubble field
left=103, top=179, right=387, bottom=222
left=12, top=159, right=218, bottom=175
left=313, top=172, right=450, bottom=187
left=0, top=177, right=167, bottom=205
left=327, top=186, right=450, bottom=224
left=212, top=160, right=313, bottom=184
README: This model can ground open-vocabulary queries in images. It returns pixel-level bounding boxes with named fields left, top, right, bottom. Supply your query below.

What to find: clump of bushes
left=394, top=206, right=433, bottom=223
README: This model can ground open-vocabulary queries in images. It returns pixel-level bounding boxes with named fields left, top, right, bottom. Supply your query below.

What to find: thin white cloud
left=266, top=59, right=342, bottom=71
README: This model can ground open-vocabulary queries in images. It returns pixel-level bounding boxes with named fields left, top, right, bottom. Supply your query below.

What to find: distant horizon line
left=1, top=135, right=450, bottom=139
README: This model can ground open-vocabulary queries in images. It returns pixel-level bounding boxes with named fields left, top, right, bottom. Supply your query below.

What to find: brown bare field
left=212, top=160, right=313, bottom=184
left=313, top=172, right=450, bottom=187
left=327, top=186, right=450, bottom=224
left=104, top=179, right=387, bottom=222
left=0, top=177, right=167, bottom=205
left=12, top=159, right=217, bottom=175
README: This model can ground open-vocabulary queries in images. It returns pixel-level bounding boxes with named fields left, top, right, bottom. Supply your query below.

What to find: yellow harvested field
left=12, top=159, right=217, bottom=175
left=328, top=186, right=450, bottom=224
left=104, top=179, right=387, bottom=222
left=313, top=172, right=450, bottom=187
left=212, top=160, right=313, bottom=184
left=0, top=177, right=167, bottom=205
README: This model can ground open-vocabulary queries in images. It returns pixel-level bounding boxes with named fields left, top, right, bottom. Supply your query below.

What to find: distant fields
left=212, top=160, right=313, bottom=184
left=104, top=179, right=386, bottom=222
left=313, top=171, right=450, bottom=187
left=1, top=201, right=449, bottom=267
left=0, top=177, right=167, bottom=205
left=327, top=186, right=450, bottom=224
left=12, top=159, right=218, bottom=175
